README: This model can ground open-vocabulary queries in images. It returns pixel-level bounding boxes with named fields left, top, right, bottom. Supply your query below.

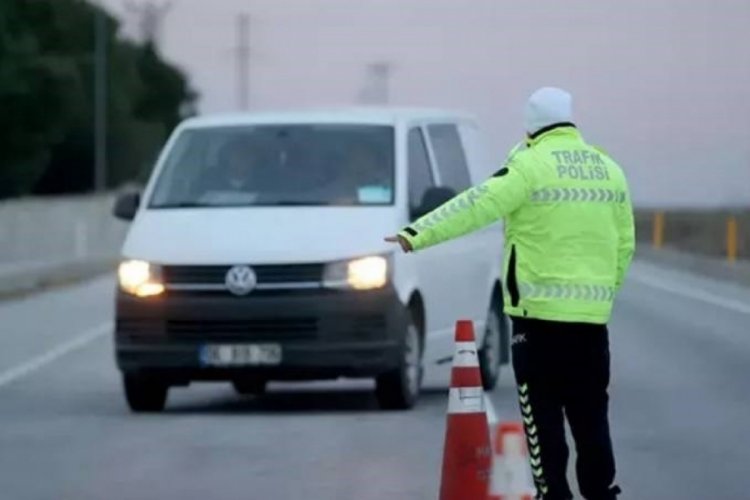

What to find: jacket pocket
left=507, top=244, right=520, bottom=307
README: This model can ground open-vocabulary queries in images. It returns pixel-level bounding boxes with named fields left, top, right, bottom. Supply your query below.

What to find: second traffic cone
left=439, top=320, right=492, bottom=500
left=487, top=422, right=536, bottom=500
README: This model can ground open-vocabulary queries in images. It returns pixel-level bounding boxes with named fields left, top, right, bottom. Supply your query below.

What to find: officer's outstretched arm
left=615, top=184, right=636, bottom=289
left=397, top=165, right=530, bottom=252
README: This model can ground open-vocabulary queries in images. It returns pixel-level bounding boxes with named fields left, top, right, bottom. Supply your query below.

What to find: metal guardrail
left=635, top=209, right=748, bottom=263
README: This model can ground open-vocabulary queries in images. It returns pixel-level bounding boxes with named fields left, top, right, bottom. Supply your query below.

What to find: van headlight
left=118, top=260, right=165, bottom=297
left=323, top=256, right=390, bottom=290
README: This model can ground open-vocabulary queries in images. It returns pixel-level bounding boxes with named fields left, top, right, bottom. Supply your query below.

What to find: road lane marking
left=484, top=393, right=498, bottom=426
left=0, top=322, right=111, bottom=389
left=630, top=274, right=750, bottom=315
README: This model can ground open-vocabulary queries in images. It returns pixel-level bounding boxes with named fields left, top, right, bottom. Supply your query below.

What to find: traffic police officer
left=386, top=87, right=634, bottom=499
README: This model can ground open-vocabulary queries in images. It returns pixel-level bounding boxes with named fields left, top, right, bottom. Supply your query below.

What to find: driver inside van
left=196, top=138, right=264, bottom=203
left=221, top=138, right=260, bottom=191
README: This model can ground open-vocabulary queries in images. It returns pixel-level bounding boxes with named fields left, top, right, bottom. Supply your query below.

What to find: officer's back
left=504, top=121, right=632, bottom=324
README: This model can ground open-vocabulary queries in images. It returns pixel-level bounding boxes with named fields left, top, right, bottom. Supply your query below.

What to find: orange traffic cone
left=487, top=422, right=536, bottom=500
left=439, top=320, right=492, bottom=500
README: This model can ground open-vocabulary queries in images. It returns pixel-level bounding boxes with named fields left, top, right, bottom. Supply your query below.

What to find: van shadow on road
left=163, top=385, right=450, bottom=416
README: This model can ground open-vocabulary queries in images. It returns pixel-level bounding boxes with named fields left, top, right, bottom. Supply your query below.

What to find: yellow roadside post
left=653, top=211, right=665, bottom=250
left=727, top=215, right=738, bottom=264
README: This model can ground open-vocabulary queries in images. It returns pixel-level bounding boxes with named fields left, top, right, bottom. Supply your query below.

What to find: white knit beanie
left=524, top=87, right=573, bottom=135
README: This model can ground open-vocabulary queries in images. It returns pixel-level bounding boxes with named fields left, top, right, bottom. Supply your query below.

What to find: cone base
left=439, top=413, right=491, bottom=500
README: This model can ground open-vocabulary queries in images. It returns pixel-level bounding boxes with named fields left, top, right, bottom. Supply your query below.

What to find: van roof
left=180, top=106, right=476, bottom=129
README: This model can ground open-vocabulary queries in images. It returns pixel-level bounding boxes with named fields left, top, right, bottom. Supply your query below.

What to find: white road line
left=630, top=274, right=750, bottom=315
left=0, top=322, right=111, bottom=389
left=484, top=393, right=498, bottom=426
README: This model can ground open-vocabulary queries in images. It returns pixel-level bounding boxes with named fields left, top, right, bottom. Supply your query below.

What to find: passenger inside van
left=348, top=142, right=391, bottom=201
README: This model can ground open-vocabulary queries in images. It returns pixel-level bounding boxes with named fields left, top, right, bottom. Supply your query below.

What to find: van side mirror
left=113, top=191, right=141, bottom=221
left=411, top=186, right=457, bottom=220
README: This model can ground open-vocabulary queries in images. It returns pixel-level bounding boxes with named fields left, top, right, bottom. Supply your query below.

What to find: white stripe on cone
left=452, top=342, right=480, bottom=367
left=447, top=387, right=485, bottom=414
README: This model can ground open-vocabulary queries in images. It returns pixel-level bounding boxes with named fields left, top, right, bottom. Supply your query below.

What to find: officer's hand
left=385, top=235, right=413, bottom=253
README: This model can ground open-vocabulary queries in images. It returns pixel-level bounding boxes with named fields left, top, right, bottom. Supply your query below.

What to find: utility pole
left=357, top=61, right=393, bottom=105
left=236, top=13, right=251, bottom=110
left=124, top=0, right=172, bottom=46
left=93, top=8, right=108, bottom=192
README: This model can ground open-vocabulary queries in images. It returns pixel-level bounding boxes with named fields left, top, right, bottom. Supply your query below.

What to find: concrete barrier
left=0, top=193, right=129, bottom=297
left=0, top=193, right=128, bottom=264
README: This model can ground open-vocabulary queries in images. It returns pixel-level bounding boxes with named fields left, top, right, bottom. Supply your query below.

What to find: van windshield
left=149, top=124, right=395, bottom=208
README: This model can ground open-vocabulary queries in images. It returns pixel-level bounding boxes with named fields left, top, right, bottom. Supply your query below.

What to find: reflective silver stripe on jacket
left=518, top=282, right=615, bottom=301
left=530, top=188, right=626, bottom=203
left=412, top=184, right=490, bottom=232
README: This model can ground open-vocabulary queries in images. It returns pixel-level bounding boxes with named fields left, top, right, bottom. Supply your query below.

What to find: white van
left=112, top=108, right=509, bottom=412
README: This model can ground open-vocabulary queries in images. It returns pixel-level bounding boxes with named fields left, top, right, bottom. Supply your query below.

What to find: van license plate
left=200, top=344, right=282, bottom=366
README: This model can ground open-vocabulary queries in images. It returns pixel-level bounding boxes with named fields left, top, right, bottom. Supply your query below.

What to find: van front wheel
left=123, top=374, right=168, bottom=413
left=375, top=312, right=422, bottom=410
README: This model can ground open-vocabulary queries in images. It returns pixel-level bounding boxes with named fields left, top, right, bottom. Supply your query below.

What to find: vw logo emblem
left=225, top=265, right=257, bottom=296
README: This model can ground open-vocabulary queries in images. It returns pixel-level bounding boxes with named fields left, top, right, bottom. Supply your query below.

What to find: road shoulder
left=635, top=245, right=750, bottom=288
left=0, top=258, right=117, bottom=300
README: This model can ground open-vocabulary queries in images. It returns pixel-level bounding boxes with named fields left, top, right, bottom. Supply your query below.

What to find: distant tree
left=134, top=42, right=195, bottom=132
left=0, top=1, right=80, bottom=197
left=0, top=0, right=197, bottom=198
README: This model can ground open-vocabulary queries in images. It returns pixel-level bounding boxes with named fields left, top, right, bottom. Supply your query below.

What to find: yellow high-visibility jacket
left=400, top=125, right=635, bottom=324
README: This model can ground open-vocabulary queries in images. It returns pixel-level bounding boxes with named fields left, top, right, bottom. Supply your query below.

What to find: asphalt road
left=0, top=259, right=749, bottom=500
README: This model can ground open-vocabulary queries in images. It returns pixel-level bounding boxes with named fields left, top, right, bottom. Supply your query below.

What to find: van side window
left=408, top=127, right=434, bottom=210
left=428, top=124, right=471, bottom=192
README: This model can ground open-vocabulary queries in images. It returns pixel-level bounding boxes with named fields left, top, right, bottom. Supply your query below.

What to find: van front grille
left=162, top=264, right=324, bottom=286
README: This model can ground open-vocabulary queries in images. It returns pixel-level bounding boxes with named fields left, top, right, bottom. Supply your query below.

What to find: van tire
left=479, top=296, right=505, bottom=391
left=123, top=374, right=168, bottom=413
left=375, top=309, right=422, bottom=410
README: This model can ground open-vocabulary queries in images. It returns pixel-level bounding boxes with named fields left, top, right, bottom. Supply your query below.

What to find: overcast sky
left=102, top=0, right=750, bottom=207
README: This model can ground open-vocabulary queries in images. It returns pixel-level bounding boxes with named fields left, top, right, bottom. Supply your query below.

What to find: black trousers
left=511, top=317, right=621, bottom=500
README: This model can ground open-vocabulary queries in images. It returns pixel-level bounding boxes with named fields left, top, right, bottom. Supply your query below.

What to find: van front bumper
left=114, top=286, right=409, bottom=382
